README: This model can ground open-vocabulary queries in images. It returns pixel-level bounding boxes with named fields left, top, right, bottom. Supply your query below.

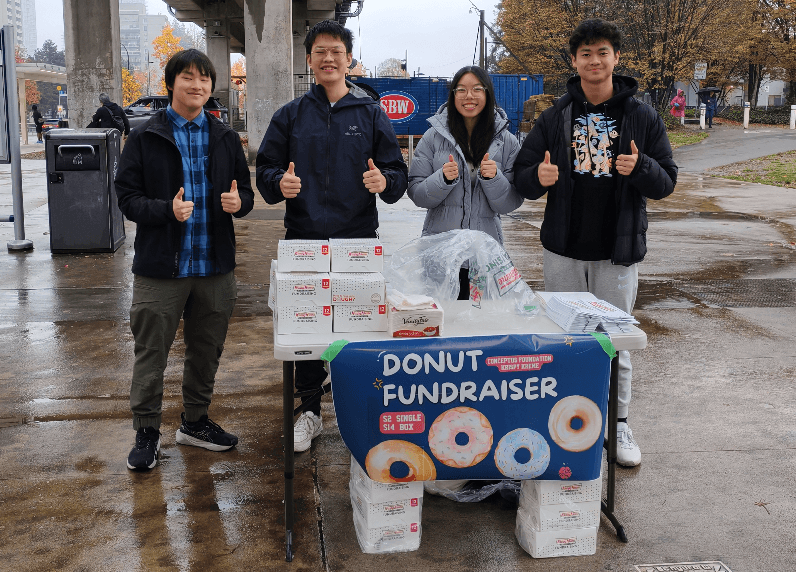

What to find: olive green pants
left=129, top=272, right=237, bottom=430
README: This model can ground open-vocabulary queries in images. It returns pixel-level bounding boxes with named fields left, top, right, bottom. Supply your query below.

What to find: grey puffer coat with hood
left=407, top=104, right=522, bottom=244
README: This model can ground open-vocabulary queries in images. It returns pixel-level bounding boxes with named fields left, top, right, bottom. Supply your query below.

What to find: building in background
left=119, top=0, right=168, bottom=70
left=1, top=0, right=36, bottom=54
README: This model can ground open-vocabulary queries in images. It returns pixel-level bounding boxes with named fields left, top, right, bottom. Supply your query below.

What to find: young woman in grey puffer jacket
left=407, top=65, right=523, bottom=300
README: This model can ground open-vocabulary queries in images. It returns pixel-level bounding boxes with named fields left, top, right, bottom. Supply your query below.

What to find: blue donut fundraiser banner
left=330, top=334, right=611, bottom=483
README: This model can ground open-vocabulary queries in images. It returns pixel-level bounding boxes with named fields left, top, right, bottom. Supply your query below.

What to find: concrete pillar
left=17, top=79, right=27, bottom=145
left=245, top=0, right=293, bottom=163
left=63, top=0, right=121, bottom=130
left=743, top=101, right=750, bottom=129
left=205, top=5, right=232, bottom=114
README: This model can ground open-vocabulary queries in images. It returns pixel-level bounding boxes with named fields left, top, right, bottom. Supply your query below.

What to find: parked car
left=124, top=95, right=229, bottom=130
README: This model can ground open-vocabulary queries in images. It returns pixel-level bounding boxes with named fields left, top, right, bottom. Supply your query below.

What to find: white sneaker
left=616, top=422, right=641, bottom=467
left=294, top=411, right=322, bottom=453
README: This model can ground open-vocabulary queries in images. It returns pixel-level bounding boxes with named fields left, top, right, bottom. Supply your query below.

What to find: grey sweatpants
left=543, top=249, right=638, bottom=419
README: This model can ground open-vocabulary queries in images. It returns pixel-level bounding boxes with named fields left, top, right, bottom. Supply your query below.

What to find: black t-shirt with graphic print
left=564, top=79, right=633, bottom=261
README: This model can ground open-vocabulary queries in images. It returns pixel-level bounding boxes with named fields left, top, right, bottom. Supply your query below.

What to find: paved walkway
left=1, top=132, right=795, bottom=571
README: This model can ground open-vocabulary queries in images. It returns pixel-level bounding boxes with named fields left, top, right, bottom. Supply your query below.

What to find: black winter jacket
left=115, top=109, right=254, bottom=278
left=256, top=81, right=408, bottom=239
left=514, top=76, right=677, bottom=265
left=88, top=101, right=131, bottom=135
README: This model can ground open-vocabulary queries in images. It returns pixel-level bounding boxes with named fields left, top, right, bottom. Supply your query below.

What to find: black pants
left=458, top=268, right=470, bottom=301
left=295, top=361, right=328, bottom=415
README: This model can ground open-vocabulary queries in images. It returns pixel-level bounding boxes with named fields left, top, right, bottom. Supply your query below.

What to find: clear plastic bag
left=424, top=479, right=520, bottom=503
left=383, top=229, right=539, bottom=317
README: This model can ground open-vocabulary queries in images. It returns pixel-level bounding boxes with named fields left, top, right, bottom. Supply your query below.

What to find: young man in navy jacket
left=257, top=20, right=408, bottom=453
left=117, top=49, right=254, bottom=470
left=514, top=19, right=677, bottom=467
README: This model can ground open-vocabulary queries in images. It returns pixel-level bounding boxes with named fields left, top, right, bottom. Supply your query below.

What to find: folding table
left=273, top=298, right=646, bottom=561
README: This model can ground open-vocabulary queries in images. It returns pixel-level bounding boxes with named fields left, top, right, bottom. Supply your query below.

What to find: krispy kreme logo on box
left=555, top=537, right=577, bottom=546
left=379, top=91, right=419, bottom=123
left=352, top=310, right=372, bottom=317
left=347, top=250, right=368, bottom=259
left=295, top=311, right=316, bottom=319
left=561, top=483, right=582, bottom=492
left=559, top=510, right=580, bottom=518
left=294, top=284, right=315, bottom=292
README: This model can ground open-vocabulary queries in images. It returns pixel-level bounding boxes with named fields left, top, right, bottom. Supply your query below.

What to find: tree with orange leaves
left=152, top=24, right=183, bottom=70
left=122, top=67, right=143, bottom=106
left=15, top=46, right=40, bottom=106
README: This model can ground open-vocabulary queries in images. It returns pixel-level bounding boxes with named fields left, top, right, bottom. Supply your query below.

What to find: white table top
left=273, top=296, right=647, bottom=362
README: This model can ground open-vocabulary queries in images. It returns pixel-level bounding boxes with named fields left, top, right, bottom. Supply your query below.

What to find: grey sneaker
left=294, top=411, right=322, bottom=452
left=616, top=422, right=641, bottom=467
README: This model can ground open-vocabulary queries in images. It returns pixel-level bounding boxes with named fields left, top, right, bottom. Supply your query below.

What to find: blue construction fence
left=349, top=74, right=544, bottom=136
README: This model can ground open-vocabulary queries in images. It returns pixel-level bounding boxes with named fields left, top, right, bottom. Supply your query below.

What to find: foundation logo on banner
left=379, top=91, right=418, bottom=123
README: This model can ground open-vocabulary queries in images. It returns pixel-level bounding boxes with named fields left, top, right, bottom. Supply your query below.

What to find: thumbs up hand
left=221, top=179, right=242, bottom=213
left=480, top=152, right=497, bottom=179
left=363, top=158, right=387, bottom=194
left=616, top=140, right=639, bottom=176
left=173, top=187, right=194, bottom=222
left=442, top=153, right=459, bottom=183
left=280, top=162, right=301, bottom=198
left=537, top=150, right=559, bottom=187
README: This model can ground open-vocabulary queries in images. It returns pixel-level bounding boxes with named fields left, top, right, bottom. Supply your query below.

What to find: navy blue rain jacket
left=256, top=82, right=408, bottom=239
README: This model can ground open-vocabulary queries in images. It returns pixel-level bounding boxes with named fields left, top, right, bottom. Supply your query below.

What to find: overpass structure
left=63, top=0, right=363, bottom=161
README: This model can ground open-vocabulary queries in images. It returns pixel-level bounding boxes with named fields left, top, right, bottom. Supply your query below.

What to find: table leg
left=283, top=360, right=295, bottom=561
left=601, top=355, right=628, bottom=542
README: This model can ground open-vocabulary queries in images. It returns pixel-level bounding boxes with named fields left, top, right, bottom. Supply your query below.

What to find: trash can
left=45, top=128, right=125, bottom=253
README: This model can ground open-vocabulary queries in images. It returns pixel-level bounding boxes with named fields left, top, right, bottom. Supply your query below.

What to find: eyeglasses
left=453, top=86, right=487, bottom=98
left=311, top=47, right=348, bottom=59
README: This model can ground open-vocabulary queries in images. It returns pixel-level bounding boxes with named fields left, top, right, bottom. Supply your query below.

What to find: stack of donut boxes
left=515, top=473, right=602, bottom=558
left=270, top=238, right=388, bottom=336
left=271, top=239, right=424, bottom=553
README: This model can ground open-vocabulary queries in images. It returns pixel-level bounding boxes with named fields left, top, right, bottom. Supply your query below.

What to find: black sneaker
left=127, top=427, right=161, bottom=470
left=175, top=413, right=238, bottom=451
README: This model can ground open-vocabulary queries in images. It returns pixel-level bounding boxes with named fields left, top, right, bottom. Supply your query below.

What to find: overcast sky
left=34, top=0, right=500, bottom=78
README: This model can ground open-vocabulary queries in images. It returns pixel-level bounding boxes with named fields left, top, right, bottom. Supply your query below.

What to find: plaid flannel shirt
left=167, top=105, right=215, bottom=277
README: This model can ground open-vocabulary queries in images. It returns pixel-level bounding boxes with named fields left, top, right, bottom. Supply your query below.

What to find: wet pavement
left=2, top=134, right=796, bottom=571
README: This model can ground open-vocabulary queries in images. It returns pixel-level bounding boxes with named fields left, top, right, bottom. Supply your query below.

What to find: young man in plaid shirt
left=116, top=49, right=254, bottom=470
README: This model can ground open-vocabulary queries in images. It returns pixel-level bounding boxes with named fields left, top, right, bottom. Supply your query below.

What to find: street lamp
left=121, top=43, right=130, bottom=70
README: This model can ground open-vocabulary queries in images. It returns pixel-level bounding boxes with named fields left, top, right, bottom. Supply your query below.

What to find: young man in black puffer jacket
left=514, top=18, right=678, bottom=468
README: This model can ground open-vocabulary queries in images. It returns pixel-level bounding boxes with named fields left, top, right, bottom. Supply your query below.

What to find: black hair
left=31, top=104, right=37, bottom=111
left=569, top=18, right=622, bottom=56
left=446, top=66, right=496, bottom=165
left=303, top=20, right=354, bottom=54
left=164, top=49, right=216, bottom=103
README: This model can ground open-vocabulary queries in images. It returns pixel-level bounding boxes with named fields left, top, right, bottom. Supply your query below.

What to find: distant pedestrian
left=669, top=89, right=686, bottom=124
left=116, top=49, right=254, bottom=471
left=705, top=91, right=717, bottom=128
left=87, top=92, right=130, bottom=137
left=31, top=104, right=43, bottom=143
left=514, top=18, right=678, bottom=468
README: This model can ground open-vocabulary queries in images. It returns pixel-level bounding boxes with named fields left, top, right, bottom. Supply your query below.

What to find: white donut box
left=520, top=475, right=602, bottom=505
left=333, top=304, right=388, bottom=333
left=330, top=272, right=386, bottom=305
left=350, top=489, right=422, bottom=529
left=277, top=239, right=330, bottom=272
left=350, top=456, right=423, bottom=503
left=275, top=304, right=332, bottom=335
left=515, top=513, right=597, bottom=558
left=329, top=238, right=384, bottom=272
left=517, top=500, right=601, bottom=532
left=274, top=270, right=332, bottom=307
left=351, top=500, right=421, bottom=554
